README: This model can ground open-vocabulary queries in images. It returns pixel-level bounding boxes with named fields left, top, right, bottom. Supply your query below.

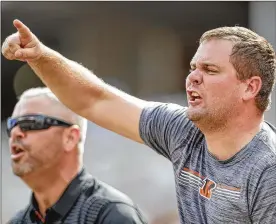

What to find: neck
left=203, top=113, right=264, bottom=161
left=22, top=162, right=82, bottom=216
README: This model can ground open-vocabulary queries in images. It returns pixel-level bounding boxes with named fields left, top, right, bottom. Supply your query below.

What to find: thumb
left=13, top=19, right=33, bottom=46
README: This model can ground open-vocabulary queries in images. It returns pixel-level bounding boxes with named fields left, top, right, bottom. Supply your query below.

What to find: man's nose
left=9, top=126, right=25, bottom=139
left=187, top=69, right=203, bottom=85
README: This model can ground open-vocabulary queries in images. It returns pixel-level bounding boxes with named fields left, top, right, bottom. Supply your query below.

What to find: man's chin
left=12, top=164, right=34, bottom=177
left=187, top=108, right=205, bottom=121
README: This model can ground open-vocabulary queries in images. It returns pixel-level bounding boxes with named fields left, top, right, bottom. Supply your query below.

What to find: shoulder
left=7, top=206, right=30, bottom=224
left=82, top=179, right=147, bottom=223
left=86, top=179, right=137, bottom=206
left=262, top=121, right=276, bottom=152
left=96, top=202, right=147, bottom=224
left=78, top=173, right=135, bottom=207
left=140, top=102, right=200, bottom=140
left=254, top=121, right=276, bottom=166
left=141, top=102, right=188, bottom=120
left=246, top=123, right=276, bottom=188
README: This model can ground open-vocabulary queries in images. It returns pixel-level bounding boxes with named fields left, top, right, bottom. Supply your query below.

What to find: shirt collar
left=29, top=167, right=93, bottom=222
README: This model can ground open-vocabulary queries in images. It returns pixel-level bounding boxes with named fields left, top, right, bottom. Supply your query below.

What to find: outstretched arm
left=2, top=19, right=147, bottom=143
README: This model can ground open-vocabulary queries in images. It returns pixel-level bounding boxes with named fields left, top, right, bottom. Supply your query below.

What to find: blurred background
left=1, top=1, right=276, bottom=223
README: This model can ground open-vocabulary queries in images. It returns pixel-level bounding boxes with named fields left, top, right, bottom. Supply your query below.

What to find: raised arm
left=2, top=19, right=147, bottom=143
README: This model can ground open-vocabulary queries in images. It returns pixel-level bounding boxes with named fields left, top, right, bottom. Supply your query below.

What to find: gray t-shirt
left=139, top=102, right=276, bottom=224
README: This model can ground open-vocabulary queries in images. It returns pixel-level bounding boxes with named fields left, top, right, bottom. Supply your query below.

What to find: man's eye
left=206, top=69, right=218, bottom=74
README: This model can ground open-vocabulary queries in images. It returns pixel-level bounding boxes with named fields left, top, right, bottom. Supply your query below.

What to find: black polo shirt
left=8, top=168, right=148, bottom=224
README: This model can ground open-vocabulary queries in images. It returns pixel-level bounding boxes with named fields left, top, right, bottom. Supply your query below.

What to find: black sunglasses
left=7, top=114, right=74, bottom=137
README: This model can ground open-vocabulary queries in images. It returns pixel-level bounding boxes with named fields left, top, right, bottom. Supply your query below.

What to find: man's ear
left=63, top=125, right=81, bottom=152
left=242, top=76, right=262, bottom=101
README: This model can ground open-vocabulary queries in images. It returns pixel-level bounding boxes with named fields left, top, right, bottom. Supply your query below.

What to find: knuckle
left=1, top=45, right=7, bottom=53
left=3, top=52, right=12, bottom=60
left=2, top=49, right=9, bottom=56
left=9, top=44, right=18, bottom=53
left=2, top=39, right=8, bottom=48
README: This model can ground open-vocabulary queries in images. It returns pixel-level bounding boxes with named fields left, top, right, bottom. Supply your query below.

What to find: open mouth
left=11, top=146, right=25, bottom=160
left=188, top=91, right=202, bottom=102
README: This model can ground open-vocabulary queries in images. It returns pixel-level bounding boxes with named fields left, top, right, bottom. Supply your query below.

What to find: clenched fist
left=2, top=19, right=44, bottom=62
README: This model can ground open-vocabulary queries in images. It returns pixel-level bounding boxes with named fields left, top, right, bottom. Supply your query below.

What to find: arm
left=29, top=46, right=147, bottom=143
left=251, top=164, right=276, bottom=223
left=2, top=20, right=146, bottom=143
left=96, top=203, right=148, bottom=224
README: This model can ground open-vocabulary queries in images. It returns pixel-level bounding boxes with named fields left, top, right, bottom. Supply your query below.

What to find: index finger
left=13, top=19, right=32, bottom=42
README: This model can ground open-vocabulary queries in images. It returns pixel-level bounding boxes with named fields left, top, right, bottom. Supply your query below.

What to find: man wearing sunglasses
left=2, top=20, right=276, bottom=224
left=6, top=87, right=147, bottom=224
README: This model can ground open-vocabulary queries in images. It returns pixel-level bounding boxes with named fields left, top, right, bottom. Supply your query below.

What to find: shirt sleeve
left=96, top=202, right=148, bottom=224
left=251, top=164, right=276, bottom=223
left=139, top=102, right=198, bottom=161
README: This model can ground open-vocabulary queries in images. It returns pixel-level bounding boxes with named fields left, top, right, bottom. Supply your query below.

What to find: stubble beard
left=187, top=105, right=231, bottom=132
left=12, top=161, right=36, bottom=177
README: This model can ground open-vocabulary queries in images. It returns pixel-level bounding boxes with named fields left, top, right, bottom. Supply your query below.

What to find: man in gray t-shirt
left=2, top=20, right=276, bottom=223
left=140, top=103, right=276, bottom=223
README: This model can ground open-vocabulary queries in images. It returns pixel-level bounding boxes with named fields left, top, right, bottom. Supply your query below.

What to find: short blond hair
left=18, top=87, right=88, bottom=154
